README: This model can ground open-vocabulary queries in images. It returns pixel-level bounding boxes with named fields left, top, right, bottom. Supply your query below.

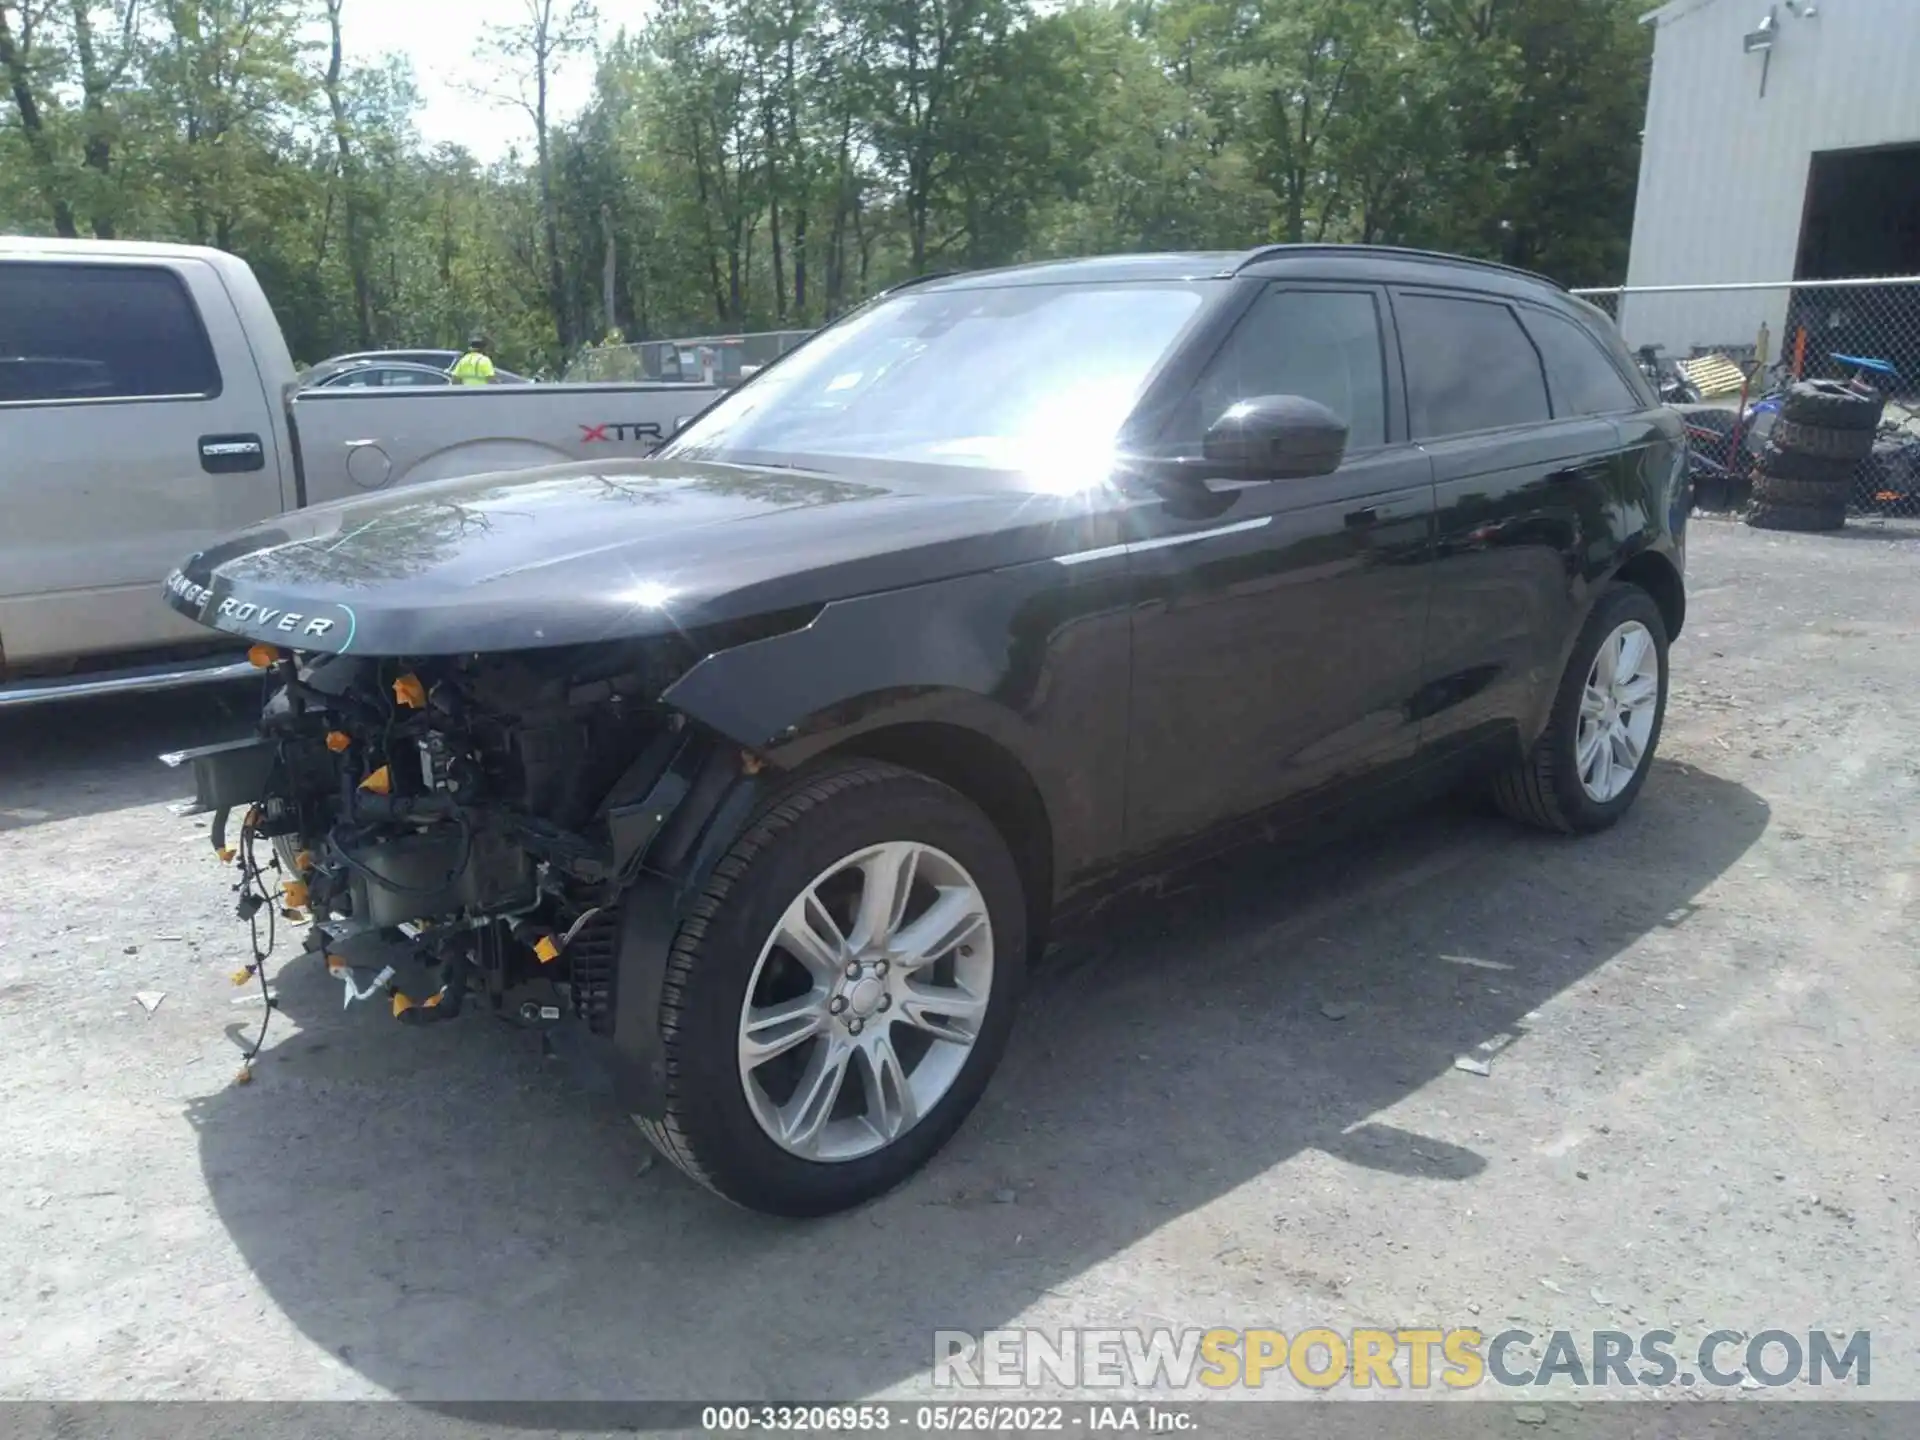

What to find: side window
left=1519, top=307, right=1641, bottom=417
left=1180, top=287, right=1387, bottom=451
left=0, top=261, right=220, bottom=403
left=1395, top=293, right=1549, bottom=439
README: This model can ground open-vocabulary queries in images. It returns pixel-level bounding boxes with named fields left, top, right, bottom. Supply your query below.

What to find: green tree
left=1, top=0, right=79, bottom=236
left=477, top=0, right=599, bottom=352
left=2, top=0, right=1655, bottom=375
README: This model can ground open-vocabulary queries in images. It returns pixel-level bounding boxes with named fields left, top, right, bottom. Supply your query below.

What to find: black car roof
left=910, top=245, right=1566, bottom=305
left=328, top=348, right=460, bottom=361
left=307, top=358, right=450, bottom=378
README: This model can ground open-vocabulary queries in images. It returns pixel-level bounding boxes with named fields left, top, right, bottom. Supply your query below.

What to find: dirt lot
left=2, top=516, right=1917, bottom=1416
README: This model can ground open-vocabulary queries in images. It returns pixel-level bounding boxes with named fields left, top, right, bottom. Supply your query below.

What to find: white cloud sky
left=338, top=0, right=619, bottom=164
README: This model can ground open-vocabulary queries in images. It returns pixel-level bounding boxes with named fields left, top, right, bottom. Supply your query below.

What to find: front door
left=1122, top=283, right=1437, bottom=857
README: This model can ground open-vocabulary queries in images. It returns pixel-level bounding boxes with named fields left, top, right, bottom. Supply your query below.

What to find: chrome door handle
left=199, top=434, right=266, bottom=474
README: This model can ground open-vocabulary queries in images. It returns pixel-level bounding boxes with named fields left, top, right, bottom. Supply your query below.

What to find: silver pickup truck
left=0, top=235, right=723, bottom=706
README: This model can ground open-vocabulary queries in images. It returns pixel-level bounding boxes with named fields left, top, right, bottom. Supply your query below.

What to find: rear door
left=1518, top=301, right=1685, bottom=555
left=1123, top=283, right=1437, bottom=855
left=1393, top=288, right=1622, bottom=755
left=0, top=257, right=287, bottom=664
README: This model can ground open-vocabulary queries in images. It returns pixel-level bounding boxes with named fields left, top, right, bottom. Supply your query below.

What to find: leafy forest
left=1, top=0, right=1652, bottom=373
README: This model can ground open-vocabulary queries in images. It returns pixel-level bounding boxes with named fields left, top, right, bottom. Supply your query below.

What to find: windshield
left=661, top=281, right=1213, bottom=479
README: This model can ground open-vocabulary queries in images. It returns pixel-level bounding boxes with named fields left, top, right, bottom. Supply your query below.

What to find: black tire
left=1746, top=500, right=1845, bottom=533
left=634, top=759, right=1026, bottom=1216
left=1780, top=379, right=1882, bottom=432
left=1492, top=583, right=1669, bottom=835
left=1770, top=417, right=1878, bottom=462
left=1752, top=473, right=1852, bottom=508
left=1752, top=440, right=1859, bottom=485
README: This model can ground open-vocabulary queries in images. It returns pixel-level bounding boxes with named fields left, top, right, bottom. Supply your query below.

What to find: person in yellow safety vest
left=450, top=333, right=497, bottom=385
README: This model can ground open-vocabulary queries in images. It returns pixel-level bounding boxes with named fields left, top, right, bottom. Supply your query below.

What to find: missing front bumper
left=159, top=736, right=277, bottom=814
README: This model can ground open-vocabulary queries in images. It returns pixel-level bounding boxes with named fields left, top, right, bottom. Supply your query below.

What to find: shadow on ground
left=186, top=759, right=1767, bottom=1409
left=0, top=684, right=254, bottom=830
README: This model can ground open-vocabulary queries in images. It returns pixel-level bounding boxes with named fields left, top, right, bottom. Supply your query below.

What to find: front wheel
left=1493, top=583, right=1670, bottom=834
left=634, top=760, right=1026, bottom=1216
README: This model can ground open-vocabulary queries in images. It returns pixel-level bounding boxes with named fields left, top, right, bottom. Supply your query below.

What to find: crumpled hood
left=162, top=457, right=1124, bottom=655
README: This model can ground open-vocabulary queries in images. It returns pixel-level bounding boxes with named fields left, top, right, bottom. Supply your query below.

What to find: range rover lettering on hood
left=164, top=568, right=352, bottom=647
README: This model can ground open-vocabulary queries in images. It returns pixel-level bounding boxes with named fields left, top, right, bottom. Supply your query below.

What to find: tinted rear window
left=0, top=261, right=221, bottom=403
left=1520, top=307, right=1640, bottom=417
left=1396, top=292, right=1549, bottom=439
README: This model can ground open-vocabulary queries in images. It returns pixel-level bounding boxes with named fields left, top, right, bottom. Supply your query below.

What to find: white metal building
left=1621, top=0, right=1920, bottom=367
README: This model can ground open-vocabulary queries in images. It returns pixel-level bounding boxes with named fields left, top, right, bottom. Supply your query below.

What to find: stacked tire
left=1747, top=380, right=1883, bottom=532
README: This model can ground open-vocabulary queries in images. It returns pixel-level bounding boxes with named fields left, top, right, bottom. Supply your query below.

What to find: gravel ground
left=2, top=516, right=1917, bottom=1416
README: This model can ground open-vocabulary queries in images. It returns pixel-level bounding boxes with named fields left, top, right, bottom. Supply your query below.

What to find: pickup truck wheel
left=1492, top=584, right=1669, bottom=835
left=635, top=760, right=1025, bottom=1216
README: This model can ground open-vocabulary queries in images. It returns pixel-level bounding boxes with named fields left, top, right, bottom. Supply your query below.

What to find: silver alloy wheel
left=1576, top=619, right=1660, bottom=803
left=737, top=840, right=993, bottom=1162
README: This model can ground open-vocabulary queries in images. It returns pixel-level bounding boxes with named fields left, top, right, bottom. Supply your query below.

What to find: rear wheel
left=1493, top=584, right=1669, bottom=835
left=634, top=760, right=1026, bottom=1216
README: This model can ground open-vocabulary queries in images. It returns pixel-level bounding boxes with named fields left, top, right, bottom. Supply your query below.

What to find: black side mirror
left=1202, top=395, right=1348, bottom=480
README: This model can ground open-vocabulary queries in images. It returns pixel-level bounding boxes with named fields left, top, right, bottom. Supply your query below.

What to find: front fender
left=660, top=558, right=1136, bottom=896
left=612, top=559, right=1132, bottom=1117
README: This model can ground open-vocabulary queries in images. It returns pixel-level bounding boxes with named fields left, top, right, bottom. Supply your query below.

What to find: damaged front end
left=162, top=634, right=779, bottom=1106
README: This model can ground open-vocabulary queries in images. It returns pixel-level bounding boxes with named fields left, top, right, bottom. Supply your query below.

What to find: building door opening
left=1791, top=145, right=1920, bottom=384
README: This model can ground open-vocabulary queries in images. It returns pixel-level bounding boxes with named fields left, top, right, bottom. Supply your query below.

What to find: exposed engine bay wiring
left=181, top=641, right=754, bottom=1070
left=230, top=806, right=280, bottom=1083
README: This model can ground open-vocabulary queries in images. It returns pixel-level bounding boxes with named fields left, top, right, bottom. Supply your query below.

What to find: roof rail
left=1232, top=244, right=1560, bottom=290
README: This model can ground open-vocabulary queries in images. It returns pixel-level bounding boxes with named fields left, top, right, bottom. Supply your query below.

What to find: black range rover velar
left=162, top=246, right=1685, bottom=1215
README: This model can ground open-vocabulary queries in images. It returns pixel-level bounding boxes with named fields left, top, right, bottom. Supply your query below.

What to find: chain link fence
left=563, top=329, right=814, bottom=386
left=1572, top=276, right=1920, bottom=523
